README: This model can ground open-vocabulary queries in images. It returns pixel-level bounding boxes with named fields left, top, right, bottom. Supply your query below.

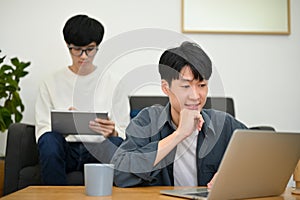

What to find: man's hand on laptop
left=89, top=118, right=118, bottom=137
left=207, top=172, right=218, bottom=189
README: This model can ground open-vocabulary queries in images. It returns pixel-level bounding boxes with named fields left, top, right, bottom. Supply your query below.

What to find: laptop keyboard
left=186, top=191, right=209, bottom=197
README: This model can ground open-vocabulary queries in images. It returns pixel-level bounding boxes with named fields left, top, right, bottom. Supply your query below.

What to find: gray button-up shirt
left=112, top=103, right=247, bottom=187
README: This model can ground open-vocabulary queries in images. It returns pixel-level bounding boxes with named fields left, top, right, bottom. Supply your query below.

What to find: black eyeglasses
left=68, top=46, right=98, bottom=57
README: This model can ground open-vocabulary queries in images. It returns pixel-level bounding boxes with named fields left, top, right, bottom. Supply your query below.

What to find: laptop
left=51, top=110, right=108, bottom=135
left=160, top=129, right=300, bottom=199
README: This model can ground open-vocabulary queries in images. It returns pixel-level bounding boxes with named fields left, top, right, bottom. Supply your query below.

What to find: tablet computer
left=51, top=110, right=108, bottom=135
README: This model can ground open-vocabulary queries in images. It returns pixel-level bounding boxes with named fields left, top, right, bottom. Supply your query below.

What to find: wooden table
left=0, top=186, right=299, bottom=200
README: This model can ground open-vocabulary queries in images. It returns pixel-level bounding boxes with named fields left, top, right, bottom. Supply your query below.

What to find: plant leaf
left=0, top=54, right=30, bottom=131
left=10, top=57, right=20, bottom=67
left=0, top=55, right=6, bottom=64
left=14, top=110, right=22, bottom=122
left=0, top=64, right=13, bottom=73
left=11, top=57, right=30, bottom=69
left=0, top=107, right=13, bottom=131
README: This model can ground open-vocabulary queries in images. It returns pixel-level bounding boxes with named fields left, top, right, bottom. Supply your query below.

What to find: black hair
left=63, top=14, right=104, bottom=46
left=158, top=41, right=212, bottom=85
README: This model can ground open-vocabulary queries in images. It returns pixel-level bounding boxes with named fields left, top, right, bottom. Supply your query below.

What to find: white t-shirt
left=174, top=129, right=199, bottom=186
left=35, top=66, right=130, bottom=142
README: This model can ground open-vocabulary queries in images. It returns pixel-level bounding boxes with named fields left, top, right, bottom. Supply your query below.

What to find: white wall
left=0, top=0, right=299, bottom=134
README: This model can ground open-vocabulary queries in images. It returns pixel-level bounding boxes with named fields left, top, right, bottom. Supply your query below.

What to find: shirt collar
left=201, top=109, right=217, bottom=136
left=157, top=103, right=173, bottom=130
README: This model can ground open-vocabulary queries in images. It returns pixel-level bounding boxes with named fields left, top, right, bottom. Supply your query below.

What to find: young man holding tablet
left=35, top=14, right=128, bottom=185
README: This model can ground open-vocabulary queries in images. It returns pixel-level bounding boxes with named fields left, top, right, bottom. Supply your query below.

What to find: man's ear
left=161, top=80, right=170, bottom=95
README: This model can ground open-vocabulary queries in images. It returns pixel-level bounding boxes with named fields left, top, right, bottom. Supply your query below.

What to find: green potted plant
left=0, top=50, right=30, bottom=132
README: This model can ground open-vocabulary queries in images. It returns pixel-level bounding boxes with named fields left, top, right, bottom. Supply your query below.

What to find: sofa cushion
left=66, top=171, right=84, bottom=185
left=18, top=165, right=41, bottom=189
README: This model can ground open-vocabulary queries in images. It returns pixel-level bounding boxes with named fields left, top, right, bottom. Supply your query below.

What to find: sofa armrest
left=4, top=123, right=38, bottom=195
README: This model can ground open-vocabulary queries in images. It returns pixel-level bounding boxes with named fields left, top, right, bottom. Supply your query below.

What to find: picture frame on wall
left=182, top=0, right=290, bottom=35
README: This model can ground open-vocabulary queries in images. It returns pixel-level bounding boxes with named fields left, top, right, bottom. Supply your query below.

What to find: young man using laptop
left=35, top=14, right=129, bottom=185
left=112, top=41, right=247, bottom=187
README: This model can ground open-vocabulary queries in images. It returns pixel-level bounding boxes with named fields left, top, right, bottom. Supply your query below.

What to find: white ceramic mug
left=84, top=163, right=114, bottom=196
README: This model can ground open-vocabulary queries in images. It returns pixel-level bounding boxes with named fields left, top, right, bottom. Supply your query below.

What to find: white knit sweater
left=35, top=67, right=129, bottom=142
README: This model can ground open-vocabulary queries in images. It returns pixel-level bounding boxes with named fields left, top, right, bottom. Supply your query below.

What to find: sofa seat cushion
left=66, top=171, right=84, bottom=185
left=18, top=165, right=41, bottom=189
